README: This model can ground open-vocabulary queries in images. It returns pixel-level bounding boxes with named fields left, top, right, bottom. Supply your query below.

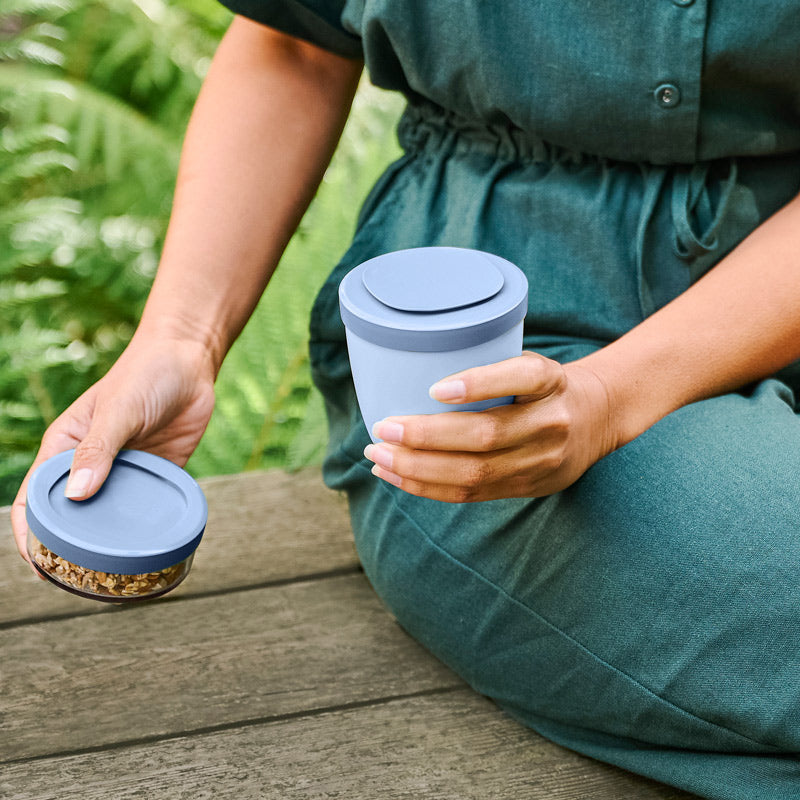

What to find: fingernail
left=372, top=421, right=404, bottom=443
left=65, top=468, right=93, bottom=499
left=364, top=444, right=393, bottom=470
left=429, top=379, right=466, bottom=401
left=371, top=464, right=402, bottom=487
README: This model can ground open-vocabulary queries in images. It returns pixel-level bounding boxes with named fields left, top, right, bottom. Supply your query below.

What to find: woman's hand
left=10, top=331, right=216, bottom=568
left=364, top=351, right=618, bottom=503
left=11, top=17, right=363, bottom=570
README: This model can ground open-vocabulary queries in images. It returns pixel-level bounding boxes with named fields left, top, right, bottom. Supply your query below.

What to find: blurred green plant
left=0, top=0, right=402, bottom=503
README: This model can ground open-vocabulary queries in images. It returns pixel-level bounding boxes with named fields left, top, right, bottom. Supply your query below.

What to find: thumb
left=64, top=414, right=138, bottom=501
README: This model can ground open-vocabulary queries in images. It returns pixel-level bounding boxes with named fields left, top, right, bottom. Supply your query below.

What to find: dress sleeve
left=217, top=0, right=362, bottom=59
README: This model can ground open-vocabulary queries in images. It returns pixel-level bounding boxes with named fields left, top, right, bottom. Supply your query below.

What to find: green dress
left=219, top=2, right=800, bottom=797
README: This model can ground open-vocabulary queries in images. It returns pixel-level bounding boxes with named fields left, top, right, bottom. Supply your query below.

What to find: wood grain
left=0, top=469, right=359, bottom=626
left=0, top=691, right=698, bottom=799
left=0, top=574, right=461, bottom=762
left=0, top=468, right=703, bottom=800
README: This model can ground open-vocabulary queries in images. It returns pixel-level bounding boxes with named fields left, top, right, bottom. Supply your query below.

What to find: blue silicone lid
left=362, top=247, right=505, bottom=312
left=26, top=449, right=207, bottom=574
left=339, top=247, right=528, bottom=352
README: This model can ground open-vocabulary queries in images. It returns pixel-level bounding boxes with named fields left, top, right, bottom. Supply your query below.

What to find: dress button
left=654, top=83, right=681, bottom=108
left=671, top=0, right=694, bottom=6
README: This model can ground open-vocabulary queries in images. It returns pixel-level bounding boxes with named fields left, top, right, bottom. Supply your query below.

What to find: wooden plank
left=0, top=691, right=698, bottom=800
left=0, top=468, right=359, bottom=625
left=0, top=574, right=462, bottom=762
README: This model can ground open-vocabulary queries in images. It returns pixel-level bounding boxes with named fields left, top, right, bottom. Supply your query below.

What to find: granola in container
left=25, top=449, right=207, bottom=603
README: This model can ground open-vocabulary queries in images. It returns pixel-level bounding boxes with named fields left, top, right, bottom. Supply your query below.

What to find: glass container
left=26, top=449, right=207, bottom=603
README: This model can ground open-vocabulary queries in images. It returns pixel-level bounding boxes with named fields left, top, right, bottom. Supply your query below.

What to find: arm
left=364, top=191, right=800, bottom=502
left=139, top=14, right=363, bottom=372
left=11, top=16, right=363, bottom=560
left=581, top=191, right=800, bottom=449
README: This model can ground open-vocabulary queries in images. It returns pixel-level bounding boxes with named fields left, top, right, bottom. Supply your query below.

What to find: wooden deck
left=0, top=468, right=698, bottom=799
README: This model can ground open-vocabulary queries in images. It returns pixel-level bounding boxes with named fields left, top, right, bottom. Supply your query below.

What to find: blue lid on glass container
left=26, top=449, right=207, bottom=574
left=338, top=247, right=528, bottom=352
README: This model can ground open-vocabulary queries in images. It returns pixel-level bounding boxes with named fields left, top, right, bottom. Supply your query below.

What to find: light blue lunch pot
left=338, top=247, right=529, bottom=442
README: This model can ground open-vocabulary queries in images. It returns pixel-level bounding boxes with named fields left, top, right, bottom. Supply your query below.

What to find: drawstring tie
left=635, top=157, right=738, bottom=315
left=671, top=159, right=739, bottom=260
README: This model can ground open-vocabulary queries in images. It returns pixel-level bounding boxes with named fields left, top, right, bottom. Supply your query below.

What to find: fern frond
left=0, top=400, right=43, bottom=421
left=0, top=277, right=66, bottom=305
left=0, top=321, right=69, bottom=373
left=0, top=195, right=81, bottom=226
left=0, top=0, right=72, bottom=15
left=1, top=122, right=70, bottom=152
left=0, top=64, right=180, bottom=181
left=0, top=37, right=64, bottom=65
left=0, top=149, right=77, bottom=191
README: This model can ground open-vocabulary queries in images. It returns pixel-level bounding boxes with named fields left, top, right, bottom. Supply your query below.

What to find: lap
left=334, top=374, right=800, bottom=760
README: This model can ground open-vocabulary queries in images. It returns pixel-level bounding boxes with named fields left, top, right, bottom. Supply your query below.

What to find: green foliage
left=0, top=0, right=402, bottom=504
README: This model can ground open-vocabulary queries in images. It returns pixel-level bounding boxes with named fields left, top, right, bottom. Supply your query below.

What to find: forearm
left=136, top=16, right=363, bottom=373
left=579, top=191, right=800, bottom=448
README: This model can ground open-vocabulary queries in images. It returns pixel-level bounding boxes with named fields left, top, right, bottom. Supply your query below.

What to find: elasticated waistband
left=397, top=99, right=598, bottom=166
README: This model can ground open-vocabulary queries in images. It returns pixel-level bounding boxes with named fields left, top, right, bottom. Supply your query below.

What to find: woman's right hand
left=10, top=331, right=217, bottom=570
left=9, top=15, right=363, bottom=573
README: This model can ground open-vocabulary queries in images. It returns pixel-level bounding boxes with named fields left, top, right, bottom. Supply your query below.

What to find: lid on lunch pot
left=338, top=247, right=528, bottom=352
left=26, top=449, right=207, bottom=574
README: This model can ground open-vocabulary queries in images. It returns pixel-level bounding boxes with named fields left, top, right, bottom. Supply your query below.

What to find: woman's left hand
left=364, top=351, right=618, bottom=502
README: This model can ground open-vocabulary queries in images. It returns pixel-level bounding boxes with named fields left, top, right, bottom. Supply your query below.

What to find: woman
left=11, top=3, right=800, bottom=797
